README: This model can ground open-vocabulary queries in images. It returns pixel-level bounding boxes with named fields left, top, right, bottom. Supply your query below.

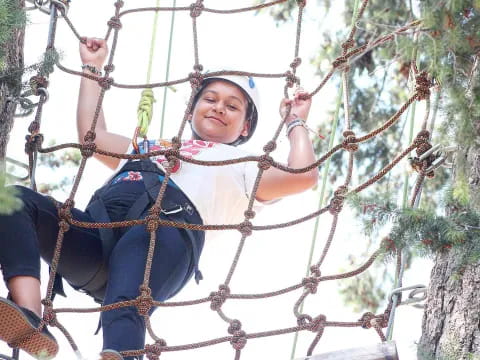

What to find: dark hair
left=189, top=78, right=258, bottom=146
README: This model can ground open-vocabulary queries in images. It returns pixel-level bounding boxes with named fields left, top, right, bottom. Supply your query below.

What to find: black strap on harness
left=72, top=159, right=204, bottom=303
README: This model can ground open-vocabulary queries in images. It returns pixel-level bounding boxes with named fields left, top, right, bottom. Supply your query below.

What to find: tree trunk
left=418, top=119, right=480, bottom=359
left=0, top=0, right=25, bottom=163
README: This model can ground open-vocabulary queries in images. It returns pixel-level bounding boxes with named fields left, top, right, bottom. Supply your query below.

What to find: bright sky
left=1, top=1, right=431, bottom=359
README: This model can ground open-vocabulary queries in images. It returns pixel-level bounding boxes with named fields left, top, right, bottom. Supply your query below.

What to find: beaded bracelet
left=286, top=118, right=307, bottom=138
left=81, top=64, right=103, bottom=76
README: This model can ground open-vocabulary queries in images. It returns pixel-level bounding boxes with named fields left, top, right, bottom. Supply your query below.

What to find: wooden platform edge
left=295, top=341, right=399, bottom=360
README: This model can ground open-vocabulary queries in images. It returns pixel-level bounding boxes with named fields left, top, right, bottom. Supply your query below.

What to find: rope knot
left=99, top=76, right=114, bottom=90
left=285, top=71, right=300, bottom=88
left=40, top=299, right=57, bottom=326
left=328, top=186, right=348, bottom=215
left=290, top=57, right=302, bottom=70
left=409, top=130, right=436, bottom=177
left=136, top=287, right=154, bottom=316
left=359, top=312, right=375, bottom=329
left=230, top=330, right=247, bottom=351
left=414, top=130, right=431, bottom=156
left=58, top=200, right=73, bottom=221
left=209, top=285, right=230, bottom=310
left=238, top=220, right=253, bottom=237
left=332, top=56, right=347, bottom=69
left=164, top=149, right=180, bottom=170
left=415, top=71, right=431, bottom=101
left=81, top=141, right=97, bottom=158
left=29, top=76, right=49, bottom=95
left=310, top=314, right=327, bottom=332
left=342, top=39, right=355, bottom=51
left=171, top=136, right=181, bottom=148
left=164, top=148, right=179, bottom=160
left=258, top=154, right=273, bottom=170
left=25, top=133, right=44, bottom=154
left=42, top=306, right=57, bottom=326
left=228, top=319, right=242, bottom=334
left=190, top=2, right=204, bottom=17
left=342, top=130, right=358, bottom=152
left=244, top=210, right=256, bottom=220
left=149, top=206, right=162, bottom=217
left=296, top=0, right=307, bottom=7
left=28, top=121, right=40, bottom=134
left=189, top=71, right=204, bottom=89
left=107, top=16, right=122, bottom=30
left=263, top=140, right=277, bottom=153
left=84, top=130, right=96, bottom=143
left=310, top=264, right=321, bottom=278
left=145, top=214, right=160, bottom=232
left=297, top=314, right=313, bottom=327
left=57, top=201, right=73, bottom=232
left=103, top=64, right=115, bottom=73
left=302, top=276, right=320, bottom=294
left=145, top=340, right=166, bottom=360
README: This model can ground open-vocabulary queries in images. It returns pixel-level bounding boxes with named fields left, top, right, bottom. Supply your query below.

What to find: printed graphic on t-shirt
left=150, top=139, right=216, bottom=173
left=111, top=170, right=143, bottom=184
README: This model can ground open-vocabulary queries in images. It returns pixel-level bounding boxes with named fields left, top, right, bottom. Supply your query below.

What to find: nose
left=213, top=101, right=225, bottom=114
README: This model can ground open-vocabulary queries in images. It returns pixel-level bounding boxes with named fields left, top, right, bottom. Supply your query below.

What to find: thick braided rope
left=20, top=0, right=432, bottom=358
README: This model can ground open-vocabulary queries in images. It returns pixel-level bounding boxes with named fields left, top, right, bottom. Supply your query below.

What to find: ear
left=240, top=120, right=250, bottom=137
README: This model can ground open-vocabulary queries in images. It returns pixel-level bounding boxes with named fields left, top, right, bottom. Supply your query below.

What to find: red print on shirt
left=150, top=139, right=216, bottom=173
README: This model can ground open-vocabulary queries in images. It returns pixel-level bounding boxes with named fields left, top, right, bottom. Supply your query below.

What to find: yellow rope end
left=137, top=89, right=156, bottom=137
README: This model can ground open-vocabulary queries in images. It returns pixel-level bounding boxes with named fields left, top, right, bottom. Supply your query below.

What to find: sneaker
left=0, top=297, right=58, bottom=359
left=99, top=349, right=123, bottom=360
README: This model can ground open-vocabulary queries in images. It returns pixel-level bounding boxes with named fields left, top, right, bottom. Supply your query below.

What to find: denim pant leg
left=101, top=223, right=192, bottom=359
left=0, top=185, right=103, bottom=290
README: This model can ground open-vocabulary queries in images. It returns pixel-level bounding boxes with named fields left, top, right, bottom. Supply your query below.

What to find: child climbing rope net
left=0, top=1, right=436, bottom=359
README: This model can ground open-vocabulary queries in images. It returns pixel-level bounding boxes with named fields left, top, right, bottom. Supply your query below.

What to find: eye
left=204, top=97, right=215, bottom=103
left=227, top=104, right=238, bottom=111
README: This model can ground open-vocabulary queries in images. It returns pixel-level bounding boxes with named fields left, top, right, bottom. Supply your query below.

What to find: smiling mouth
left=206, top=116, right=227, bottom=126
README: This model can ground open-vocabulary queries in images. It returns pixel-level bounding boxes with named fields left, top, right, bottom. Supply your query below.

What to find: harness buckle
left=161, top=205, right=183, bottom=215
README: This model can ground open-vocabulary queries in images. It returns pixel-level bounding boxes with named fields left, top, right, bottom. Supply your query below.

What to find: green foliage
left=452, top=173, right=470, bottom=206
left=255, top=0, right=330, bottom=23
left=418, top=0, right=480, bottom=146
left=38, top=48, right=60, bottom=78
left=350, top=188, right=480, bottom=266
left=0, top=173, right=22, bottom=215
left=0, top=0, right=26, bottom=70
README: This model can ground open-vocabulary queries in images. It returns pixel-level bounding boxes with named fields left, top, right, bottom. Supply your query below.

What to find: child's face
left=190, top=80, right=249, bottom=144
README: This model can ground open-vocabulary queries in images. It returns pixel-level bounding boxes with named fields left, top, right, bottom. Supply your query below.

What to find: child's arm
left=256, top=89, right=318, bottom=201
left=77, top=37, right=130, bottom=170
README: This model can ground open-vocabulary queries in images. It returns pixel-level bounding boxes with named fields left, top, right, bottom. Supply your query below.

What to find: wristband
left=286, top=118, right=307, bottom=138
left=81, top=64, right=103, bottom=76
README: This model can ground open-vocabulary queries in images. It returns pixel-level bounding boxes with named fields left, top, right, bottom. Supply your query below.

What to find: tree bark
left=418, top=117, right=480, bottom=358
left=0, top=0, right=25, bottom=163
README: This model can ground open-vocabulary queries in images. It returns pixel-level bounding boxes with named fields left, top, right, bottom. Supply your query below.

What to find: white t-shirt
left=112, top=139, right=261, bottom=228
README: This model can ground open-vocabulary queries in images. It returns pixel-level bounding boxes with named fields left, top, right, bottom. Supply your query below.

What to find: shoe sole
left=0, top=298, right=58, bottom=359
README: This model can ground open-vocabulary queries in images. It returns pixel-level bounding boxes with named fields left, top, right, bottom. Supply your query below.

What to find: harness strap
left=126, top=168, right=203, bottom=284
left=81, top=159, right=203, bottom=303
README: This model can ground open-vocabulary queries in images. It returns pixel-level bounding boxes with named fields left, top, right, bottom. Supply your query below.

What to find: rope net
left=15, top=0, right=436, bottom=358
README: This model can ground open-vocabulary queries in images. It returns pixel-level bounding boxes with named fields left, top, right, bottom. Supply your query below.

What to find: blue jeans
left=0, top=184, right=203, bottom=359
